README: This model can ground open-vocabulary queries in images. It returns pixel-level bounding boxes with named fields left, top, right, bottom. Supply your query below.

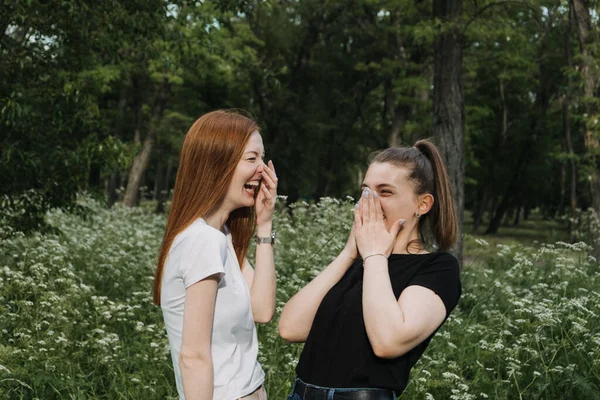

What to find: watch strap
left=255, top=231, right=276, bottom=245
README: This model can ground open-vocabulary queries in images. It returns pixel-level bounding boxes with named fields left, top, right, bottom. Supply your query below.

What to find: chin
left=241, top=195, right=255, bottom=208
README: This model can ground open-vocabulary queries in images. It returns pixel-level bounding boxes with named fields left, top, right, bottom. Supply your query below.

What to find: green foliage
left=2, top=0, right=600, bottom=236
left=1, top=197, right=599, bottom=399
left=0, top=0, right=168, bottom=231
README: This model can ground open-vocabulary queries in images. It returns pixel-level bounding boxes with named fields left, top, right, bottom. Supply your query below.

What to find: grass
left=464, top=210, right=569, bottom=246
left=1, top=196, right=598, bottom=400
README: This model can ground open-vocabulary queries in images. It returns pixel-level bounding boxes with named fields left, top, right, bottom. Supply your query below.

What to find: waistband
left=292, top=377, right=396, bottom=400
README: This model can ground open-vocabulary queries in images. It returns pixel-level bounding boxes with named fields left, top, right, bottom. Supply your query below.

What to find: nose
left=255, top=160, right=265, bottom=176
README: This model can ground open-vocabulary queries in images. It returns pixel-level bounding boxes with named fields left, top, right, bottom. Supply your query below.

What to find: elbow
left=278, top=317, right=306, bottom=343
left=179, top=349, right=211, bottom=371
left=278, top=322, right=294, bottom=342
left=372, top=341, right=405, bottom=359
left=252, top=299, right=276, bottom=324
left=254, top=309, right=275, bottom=324
left=370, top=330, right=417, bottom=359
left=370, top=333, right=396, bottom=359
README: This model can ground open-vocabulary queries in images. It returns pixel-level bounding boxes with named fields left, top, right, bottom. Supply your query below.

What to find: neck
left=203, top=202, right=232, bottom=232
left=392, top=222, right=424, bottom=254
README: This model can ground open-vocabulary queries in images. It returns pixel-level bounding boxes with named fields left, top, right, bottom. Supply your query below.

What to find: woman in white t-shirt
left=153, top=110, right=278, bottom=400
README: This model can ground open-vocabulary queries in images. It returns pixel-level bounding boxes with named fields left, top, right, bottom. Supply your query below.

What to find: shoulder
left=171, top=219, right=228, bottom=253
left=410, top=252, right=461, bottom=315
left=421, top=252, right=460, bottom=273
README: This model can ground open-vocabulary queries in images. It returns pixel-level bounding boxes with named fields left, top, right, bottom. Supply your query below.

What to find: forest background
left=2, top=0, right=600, bottom=249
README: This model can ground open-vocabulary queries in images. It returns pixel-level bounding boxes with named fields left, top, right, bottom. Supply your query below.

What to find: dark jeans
left=287, top=377, right=397, bottom=400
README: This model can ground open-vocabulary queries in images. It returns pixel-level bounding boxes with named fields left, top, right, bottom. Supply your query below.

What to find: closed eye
left=247, top=155, right=265, bottom=163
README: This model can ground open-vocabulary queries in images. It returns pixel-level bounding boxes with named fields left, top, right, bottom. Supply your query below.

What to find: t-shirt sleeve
left=177, top=227, right=228, bottom=288
left=408, top=253, right=461, bottom=317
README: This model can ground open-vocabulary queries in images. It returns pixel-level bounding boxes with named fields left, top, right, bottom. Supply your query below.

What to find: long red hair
left=153, top=110, right=259, bottom=305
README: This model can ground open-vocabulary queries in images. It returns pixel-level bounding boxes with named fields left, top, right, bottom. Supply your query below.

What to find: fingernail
left=373, top=191, right=379, bottom=198
left=354, top=203, right=359, bottom=210
left=400, top=219, right=407, bottom=225
left=362, top=188, right=370, bottom=198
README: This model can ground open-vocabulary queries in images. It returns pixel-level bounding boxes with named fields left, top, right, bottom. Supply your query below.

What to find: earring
left=415, top=212, right=421, bottom=218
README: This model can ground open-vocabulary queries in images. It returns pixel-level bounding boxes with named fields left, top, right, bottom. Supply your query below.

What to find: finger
left=361, top=189, right=370, bottom=223
left=268, top=160, right=277, bottom=176
left=354, top=201, right=362, bottom=227
left=255, top=187, right=264, bottom=204
left=368, top=189, right=376, bottom=223
left=261, top=170, right=276, bottom=190
left=373, top=191, right=383, bottom=222
left=390, top=218, right=407, bottom=237
left=263, top=161, right=278, bottom=187
left=261, top=183, right=273, bottom=200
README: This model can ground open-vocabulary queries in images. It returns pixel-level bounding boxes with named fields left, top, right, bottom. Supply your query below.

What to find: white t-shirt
left=161, top=218, right=265, bottom=400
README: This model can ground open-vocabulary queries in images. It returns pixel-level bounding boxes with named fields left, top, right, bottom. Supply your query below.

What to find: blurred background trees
left=2, top=0, right=599, bottom=252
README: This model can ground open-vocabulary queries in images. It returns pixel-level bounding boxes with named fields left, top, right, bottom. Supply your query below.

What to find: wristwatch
left=255, top=231, right=276, bottom=245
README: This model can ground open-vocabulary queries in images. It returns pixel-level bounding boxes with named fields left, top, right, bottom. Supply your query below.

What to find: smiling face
left=223, top=131, right=265, bottom=211
left=361, top=162, right=424, bottom=230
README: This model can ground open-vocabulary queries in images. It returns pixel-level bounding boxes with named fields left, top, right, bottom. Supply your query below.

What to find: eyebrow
left=244, top=150, right=265, bottom=157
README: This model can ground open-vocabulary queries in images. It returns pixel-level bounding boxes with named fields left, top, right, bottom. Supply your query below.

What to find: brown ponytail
left=370, top=139, right=458, bottom=252
left=413, top=140, right=458, bottom=251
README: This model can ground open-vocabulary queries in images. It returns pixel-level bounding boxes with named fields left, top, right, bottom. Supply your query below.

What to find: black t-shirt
left=295, top=252, right=461, bottom=393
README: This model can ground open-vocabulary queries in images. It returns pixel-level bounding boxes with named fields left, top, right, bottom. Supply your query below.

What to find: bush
left=1, top=196, right=599, bottom=399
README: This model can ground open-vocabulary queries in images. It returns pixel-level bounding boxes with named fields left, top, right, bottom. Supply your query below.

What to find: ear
left=418, top=193, right=434, bottom=216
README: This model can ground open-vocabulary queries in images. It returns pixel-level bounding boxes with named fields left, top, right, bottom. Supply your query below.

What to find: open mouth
left=244, top=180, right=261, bottom=196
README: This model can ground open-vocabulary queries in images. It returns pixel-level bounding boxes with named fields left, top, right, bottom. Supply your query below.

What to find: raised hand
left=354, top=188, right=405, bottom=260
left=255, top=160, right=278, bottom=227
left=342, top=202, right=360, bottom=260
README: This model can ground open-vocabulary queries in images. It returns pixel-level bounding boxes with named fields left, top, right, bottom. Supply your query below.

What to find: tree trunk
left=558, top=161, right=567, bottom=216
left=386, top=26, right=413, bottom=148
left=472, top=186, right=487, bottom=233
left=514, top=204, right=522, bottom=226
left=505, top=207, right=515, bottom=226
left=499, top=78, right=508, bottom=142
left=433, top=0, right=464, bottom=263
left=108, top=79, right=129, bottom=207
left=524, top=204, right=531, bottom=220
left=571, top=0, right=600, bottom=214
left=153, top=158, right=162, bottom=201
left=486, top=102, right=548, bottom=234
left=108, top=172, right=119, bottom=207
left=389, top=105, right=409, bottom=147
left=88, top=165, right=101, bottom=189
left=156, top=157, right=174, bottom=214
left=123, top=77, right=171, bottom=207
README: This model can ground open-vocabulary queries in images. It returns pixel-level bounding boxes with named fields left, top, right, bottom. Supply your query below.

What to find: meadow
left=1, top=197, right=599, bottom=399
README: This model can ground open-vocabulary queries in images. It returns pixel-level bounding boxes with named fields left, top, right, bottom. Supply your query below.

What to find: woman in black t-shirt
left=279, top=140, right=461, bottom=399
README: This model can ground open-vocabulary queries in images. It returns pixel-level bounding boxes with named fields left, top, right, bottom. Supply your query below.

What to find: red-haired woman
left=154, top=110, right=277, bottom=400
left=279, top=140, right=461, bottom=399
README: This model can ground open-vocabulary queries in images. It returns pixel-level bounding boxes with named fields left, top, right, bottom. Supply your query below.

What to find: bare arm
left=362, top=258, right=446, bottom=358
left=179, top=275, right=219, bottom=399
left=356, top=188, right=446, bottom=358
left=278, top=249, right=356, bottom=342
left=246, top=159, right=278, bottom=323
left=242, top=221, right=276, bottom=323
left=279, top=200, right=361, bottom=343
